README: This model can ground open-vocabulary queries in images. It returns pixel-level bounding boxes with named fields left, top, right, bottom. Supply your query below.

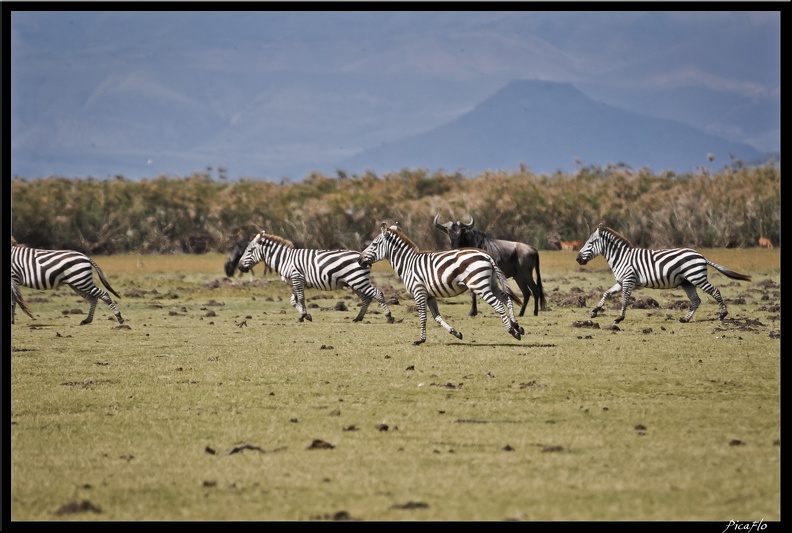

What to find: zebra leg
left=427, top=298, right=463, bottom=340
left=694, top=279, right=728, bottom=321
left=98, top=291, right=124, bottom=324
left=81, top=297, right=99, bottom=325
left=412, top=291, right=429, bottom=345
left=478, top=289, right=522, bottom=340
left=615, top=280, right=637, bottom=324
left=371, top=288, right=394, bottom=324
left=352, top=292, right=372, bottom=322
left=679, top=282, right=704, bottom=323
left=11, top=285, right=16, bottom=325
left=290, top=277, right=311, bottom=322
left=498, top=288, right=524, bottom=335
left=592, top=283, right=622, bottom=318
left=77, top=286, right=124, bottom=325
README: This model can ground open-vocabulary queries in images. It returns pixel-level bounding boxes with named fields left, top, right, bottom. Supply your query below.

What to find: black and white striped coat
left=358, top=223, right=524, bottom=345
left=237, top=231, right=394, bottom=324
left=11, top=241, right=124, bottom=325
left=576, top=224, right=751, bottom=324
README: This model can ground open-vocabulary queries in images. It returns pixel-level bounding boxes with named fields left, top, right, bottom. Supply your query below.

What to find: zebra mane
left=387, top=227, right=419, bottom=252
left=260, top=232, right=295, bottom=249
left=601, top=226, right=634, bottom=247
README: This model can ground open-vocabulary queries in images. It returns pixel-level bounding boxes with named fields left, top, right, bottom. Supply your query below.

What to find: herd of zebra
left=10, top=220, right=753, bottom=345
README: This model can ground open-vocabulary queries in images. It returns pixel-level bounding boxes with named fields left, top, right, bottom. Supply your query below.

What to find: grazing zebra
left=11, top=241, right=124, bottom=325
left=358, top=223, right=524, bottom=345
left=575, top=224, right=752, bottom=324
left=237, top=231, right=394, bottom=324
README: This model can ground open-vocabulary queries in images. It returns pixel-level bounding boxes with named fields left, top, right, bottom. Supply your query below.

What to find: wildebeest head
left=224, top=238, right=250, bottom=277
left=434, top=214, right=476, bottom=248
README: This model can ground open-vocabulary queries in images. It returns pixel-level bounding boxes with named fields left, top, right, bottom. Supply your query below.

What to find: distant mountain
left=340, top=80, right=766, bottom=176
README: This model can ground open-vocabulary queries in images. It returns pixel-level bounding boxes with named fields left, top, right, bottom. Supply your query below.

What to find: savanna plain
left=9, top=248, right=780, bottom=522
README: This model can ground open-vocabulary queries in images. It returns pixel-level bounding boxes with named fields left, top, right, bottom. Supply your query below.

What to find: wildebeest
left=224, top=238, right=252, bottom=278
left=434, top=214, right=546, bottom=317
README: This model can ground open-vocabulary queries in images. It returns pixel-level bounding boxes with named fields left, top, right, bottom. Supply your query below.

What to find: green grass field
left=9, top=249, right=780, bottom=521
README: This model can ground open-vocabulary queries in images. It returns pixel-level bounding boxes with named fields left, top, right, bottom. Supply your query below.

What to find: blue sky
left=9, top=10, right=780, bottom=180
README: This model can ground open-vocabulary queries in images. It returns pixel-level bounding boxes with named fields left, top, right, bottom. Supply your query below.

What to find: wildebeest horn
left=433, top=214, right=452, bottom=233
left=461, top=214, right=474, bottom=229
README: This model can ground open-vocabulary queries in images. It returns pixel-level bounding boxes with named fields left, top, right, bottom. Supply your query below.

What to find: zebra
left=11, top=241, right=124, bottom=325
left=358, top=223, right=524, bottom=345
left=575, top=224, right=752, bottom=324
left=237, top=230, right=394, bottom=324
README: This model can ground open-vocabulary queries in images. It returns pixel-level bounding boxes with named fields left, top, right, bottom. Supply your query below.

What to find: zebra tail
left=707, top=260, right=752, bottom=282
left=494, top=263, right=522, bottom=308
left=90, top=259, right=122, bottom=299
left=16, top=292, right=35, bottom=319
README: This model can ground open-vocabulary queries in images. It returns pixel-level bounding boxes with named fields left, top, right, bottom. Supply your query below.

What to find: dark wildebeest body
left=225, top=238, right=251, bottom=277
left=434, top=215, right=546, bottom=317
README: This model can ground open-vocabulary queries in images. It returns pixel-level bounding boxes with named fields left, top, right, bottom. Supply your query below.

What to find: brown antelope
left=758, top=237, right=773, bottom=249
left=561, top=240, right=584, bottom=251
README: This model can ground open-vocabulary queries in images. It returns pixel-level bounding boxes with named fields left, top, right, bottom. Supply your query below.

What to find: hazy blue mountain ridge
left=340, top=80, right=765, bottom=176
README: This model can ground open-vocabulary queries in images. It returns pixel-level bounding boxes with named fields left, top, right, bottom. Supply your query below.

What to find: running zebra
left=237, top=231, right=394, bottom=324
left=11, top=240, right=124, bottom=325
left=576, top=224, right=752, bottom=324
left=358, top=223, right=524, bottom=345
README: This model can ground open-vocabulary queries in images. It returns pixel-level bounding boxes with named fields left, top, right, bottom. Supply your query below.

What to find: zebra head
left=358, top=223, right=393, bottom=268
left=576, top=224, right=605, bottom=265
left=238, top=232, right=265, bottom=273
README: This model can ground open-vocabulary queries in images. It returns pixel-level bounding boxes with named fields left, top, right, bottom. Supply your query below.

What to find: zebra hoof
left=718, top=311, right=728, bottom=321
left=413, top=339, right=426, bottom=346
left=386, top=315, right=395, bottom=324
left=450, top=330, right=463, bottom=340
left=679, top=317, right=690, bottom=323
left=510, top=330, right=522, bottom=340
left=79, top=320, right=92, bottom=326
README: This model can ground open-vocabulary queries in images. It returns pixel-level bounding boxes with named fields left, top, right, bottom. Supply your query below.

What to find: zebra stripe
left=238, top=231, right=394, bottom=324
left=358, top=223, right=524, bottom=345
left=11, top=243, right=124, bottom=325
left=576, top=224, right=751, bottom=324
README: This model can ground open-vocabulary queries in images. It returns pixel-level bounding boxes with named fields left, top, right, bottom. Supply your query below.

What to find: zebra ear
left=598, top=222, right=604, bottom=231
left=380, top=222, right=387, bottom=233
